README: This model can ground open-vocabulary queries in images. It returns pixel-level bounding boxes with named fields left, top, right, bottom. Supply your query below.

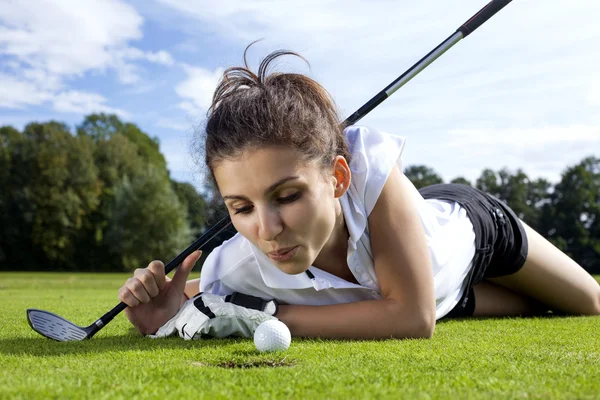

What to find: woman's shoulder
left=342, top=125, right=407, bottom=216
left=343, top=125, right=406, bottom=159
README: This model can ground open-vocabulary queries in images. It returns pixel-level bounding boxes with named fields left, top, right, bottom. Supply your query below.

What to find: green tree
left=73, top=133, right=147, bottom=271
left=105, top=167, right=192, bottom=271
left=194, top=179, right=237, bottom=265
left=172, top=181, right=206, bottom=236
left=497, top=169, right=530, bottom=219
left=0, top=122, right=99, bottom=270
left=476, top=168, right=551, bottom=230
left=75, top=115, right=171, bottom=271
left=404, top=165, right=444, bottom=189
left=121, top=123, right=167, bottom=172
left=543, top=157, right=600, bottom=273
left=76, top=113, right=123, bottom=140
left=26, top=122, right=99, bottom=269
left=0, top=126, right=29, bottom=266
left=475, top=168, right=500, bottom=197
left=78, top=114, right=167, bottom=172
left=450, top=177, right=471, bottom=186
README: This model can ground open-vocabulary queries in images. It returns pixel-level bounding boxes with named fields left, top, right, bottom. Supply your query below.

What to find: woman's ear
left=331, top=156, right=351, bottom=198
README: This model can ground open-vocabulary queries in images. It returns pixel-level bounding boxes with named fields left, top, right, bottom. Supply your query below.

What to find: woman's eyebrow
left=222, top=176, right=300, bottom=200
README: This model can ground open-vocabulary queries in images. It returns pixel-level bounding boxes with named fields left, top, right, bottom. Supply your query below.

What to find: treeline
left=0, top=114, right=210, bottom=272
left=1, top=114, right=598, bottom=273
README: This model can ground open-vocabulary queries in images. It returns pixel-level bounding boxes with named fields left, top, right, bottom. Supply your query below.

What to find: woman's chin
left=269, top=247, right=312, bottom=275
left=277, top=262, right=310, bottom=276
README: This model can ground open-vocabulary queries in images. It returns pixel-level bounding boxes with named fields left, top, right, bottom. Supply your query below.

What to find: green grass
left=1, top=272, right=599, bottom=399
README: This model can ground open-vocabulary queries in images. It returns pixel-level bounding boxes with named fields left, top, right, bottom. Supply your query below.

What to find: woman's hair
left=204, top=44, right=350, bottom=185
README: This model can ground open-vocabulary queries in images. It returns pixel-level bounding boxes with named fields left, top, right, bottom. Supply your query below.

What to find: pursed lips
left=268, top=246, right=297, bottom=256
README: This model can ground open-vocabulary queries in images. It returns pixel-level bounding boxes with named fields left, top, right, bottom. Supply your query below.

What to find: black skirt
left=418, top=184, right=529, bottom=318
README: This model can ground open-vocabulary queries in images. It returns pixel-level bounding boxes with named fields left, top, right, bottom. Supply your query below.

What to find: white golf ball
left=254, top=320, right=291, bottom=352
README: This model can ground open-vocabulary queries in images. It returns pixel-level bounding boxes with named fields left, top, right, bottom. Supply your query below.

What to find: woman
left=118, top=49, right=600, bottom=340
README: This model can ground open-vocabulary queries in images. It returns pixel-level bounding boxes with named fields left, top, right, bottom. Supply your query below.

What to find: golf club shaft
left=85, top=0, right=515, bottom=337
left=346, top=0, right=512, bottom=124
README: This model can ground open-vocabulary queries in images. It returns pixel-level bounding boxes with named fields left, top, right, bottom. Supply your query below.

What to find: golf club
left=27, top=0, right=513, bottom=341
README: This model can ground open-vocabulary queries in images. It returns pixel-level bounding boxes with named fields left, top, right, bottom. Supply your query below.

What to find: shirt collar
left=247, top=240, right=365, bottom=291
left=248, top=241, right=314, bottom=289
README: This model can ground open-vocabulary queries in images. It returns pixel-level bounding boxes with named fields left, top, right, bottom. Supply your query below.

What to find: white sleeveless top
left=199, top=125, right=476, bottom=319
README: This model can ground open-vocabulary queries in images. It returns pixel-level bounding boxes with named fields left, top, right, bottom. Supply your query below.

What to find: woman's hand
left=117, top=250, right=202, bottom=335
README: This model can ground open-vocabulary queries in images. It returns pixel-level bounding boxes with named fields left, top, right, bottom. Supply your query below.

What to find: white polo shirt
left=200, top=125, right=476, bottom=319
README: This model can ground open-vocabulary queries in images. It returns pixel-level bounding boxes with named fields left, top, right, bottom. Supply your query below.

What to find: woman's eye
left=233, top=205, right=253, bottom=215
left=232, top=193, right=300, bottom=215
left=278, top=192, right=300, bottom=204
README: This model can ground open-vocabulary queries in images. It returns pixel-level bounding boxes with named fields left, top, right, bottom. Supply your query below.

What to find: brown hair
left=204, top=44, right=350, bottom=184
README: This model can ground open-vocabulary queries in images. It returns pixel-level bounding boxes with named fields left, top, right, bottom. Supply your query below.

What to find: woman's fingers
left=134, top=267, right=160, bottom=297
left=119, top=262, right=165, bottom=306
left=123, top=276, right=151, bottom=304
left=171, top=250, right=202, bottom=293
left=118, top=283, right=141, bottom=307
left=119, top=254, right=198, bottom=309
left=147, top=260, right=167, bottom=291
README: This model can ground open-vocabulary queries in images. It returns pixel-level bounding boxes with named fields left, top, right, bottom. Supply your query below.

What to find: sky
left=1, top=0, right=599, bottom=188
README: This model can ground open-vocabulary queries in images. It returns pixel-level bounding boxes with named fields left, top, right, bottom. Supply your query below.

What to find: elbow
left=419, top=306, right=437, bottom=339
left=389, top=303, right=436, bottom=339
left=402, top=314, right=435, bottom=339
left=414, top=315, right=436, bottom=339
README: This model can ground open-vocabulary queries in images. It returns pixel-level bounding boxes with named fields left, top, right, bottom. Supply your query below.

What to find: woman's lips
left=268, top=246, right=299, bottom=262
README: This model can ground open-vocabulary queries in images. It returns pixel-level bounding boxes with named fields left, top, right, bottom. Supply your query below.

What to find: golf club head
left=27, top=309, right=92, bottom=341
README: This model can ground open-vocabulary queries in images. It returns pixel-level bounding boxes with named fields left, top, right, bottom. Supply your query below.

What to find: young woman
left=117, top=49, right=600, bottom=340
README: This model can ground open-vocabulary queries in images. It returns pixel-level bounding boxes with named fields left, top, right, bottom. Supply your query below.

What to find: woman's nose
left=257, top=207, right=283, bottom=241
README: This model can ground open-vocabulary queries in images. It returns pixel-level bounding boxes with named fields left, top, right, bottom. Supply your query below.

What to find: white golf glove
left=149, top=292, right=279, bottom=340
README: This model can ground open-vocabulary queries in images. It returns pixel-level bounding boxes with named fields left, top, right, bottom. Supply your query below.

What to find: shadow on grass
left=436, top=312, right=564, bottom=324
left=0, top=332, right=247, bottom=357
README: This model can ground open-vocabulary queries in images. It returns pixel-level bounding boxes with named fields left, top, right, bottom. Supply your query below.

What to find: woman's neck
left=312, top=202, right=357, bottom=283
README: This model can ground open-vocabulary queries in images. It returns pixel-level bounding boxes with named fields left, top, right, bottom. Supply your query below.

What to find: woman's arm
left=277, top=166, right=436, bottom=339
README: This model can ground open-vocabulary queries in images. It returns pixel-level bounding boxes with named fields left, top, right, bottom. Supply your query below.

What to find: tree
left=544, top=157, right=600, bottom=273
left=450, top=177, right=471, bottom=186
left=74, top=115, right=172, bottom=271
left=26, top=122, right=99, bottom=269
left=0, top=122, right=100, bottom=270
left=476, top=168, right=551, bottom=230
left=404, top=165, right=444, bottom=189
left=0, top=126, right=27, bottom=266
left=194, top=179, right=237, bottom=265
left=76, top=113, right=123, bottom=140
left=475, top=168, right=500, bottom=198
left=172, top=181, right=206, bottom=236
left=78, top=114, right=167, bottom=173
left=497, top=168, right=530, bottom=220
left=105, top=167, right=192, bottom=271
left=121, top=123, right=167, bottom=173
left=71, top=132, right=147, bottom=271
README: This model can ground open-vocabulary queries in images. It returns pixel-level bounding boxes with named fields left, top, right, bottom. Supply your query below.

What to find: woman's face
left=213, top=146, right=346, bottom=275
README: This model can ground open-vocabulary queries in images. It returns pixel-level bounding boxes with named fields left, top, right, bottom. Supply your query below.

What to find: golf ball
left=254, top=320, right=291, bottom=352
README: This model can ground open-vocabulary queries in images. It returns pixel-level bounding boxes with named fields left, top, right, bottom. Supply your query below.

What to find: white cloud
left=119, top=48, right=175, bottom=66
left=175, top=65, right=224, bottom=115
left=437, top=125, right=600, bottom=182
left=0, top=0, right=175, bottom=107
left=588, top=80, right=600, bottom=107
left=0, top=73, right=52, bottom=108
left=447, top=126, right=600, bottom=149
left=52, top=91, right=128, bottom=117
left=156, top=118, right=190, bottom=132
left=0, top=0, right=142, bottom=77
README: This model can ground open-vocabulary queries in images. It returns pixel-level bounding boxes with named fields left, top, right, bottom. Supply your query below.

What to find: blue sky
left=1, top=0, right=599, bottom=187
